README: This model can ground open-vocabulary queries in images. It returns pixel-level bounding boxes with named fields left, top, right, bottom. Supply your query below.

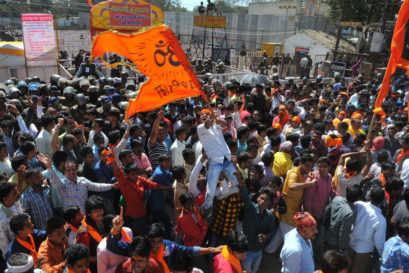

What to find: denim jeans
left=241, top=249, right=263, bottom=273
left=203, top=159, right=239, bottom=209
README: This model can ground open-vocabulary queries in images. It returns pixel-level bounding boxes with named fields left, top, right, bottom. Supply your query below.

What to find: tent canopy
left=0, top=42, right=25, bottom=67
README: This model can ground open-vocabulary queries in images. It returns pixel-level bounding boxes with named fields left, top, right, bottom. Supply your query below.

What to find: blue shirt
left=21, top=186, right=53, bottom=230
left=106, top=232, right=200, bottom=258
left=5, top=229, right=47, bottom=260
left=28, top=157, right=44, bottom=171
left=381, top=235, right=409, bottom=273
left=149, top=166, right=173, bottom=212
left=94, top=160, right=115, bottom=199
left=280, top=228, right=315, bottom=273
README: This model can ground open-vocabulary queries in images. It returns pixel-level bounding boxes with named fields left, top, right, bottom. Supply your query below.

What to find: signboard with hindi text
left=109, top=2, right=152, bottom=28
left=89, top=0, right=163, bottom=38
left=21, top=14, right=58, bottom=67
left=194, top=16, right=226, bottom=28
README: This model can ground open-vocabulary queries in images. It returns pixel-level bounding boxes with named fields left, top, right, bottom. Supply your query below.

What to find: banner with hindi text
left=21, top=14, right=58, bottom=67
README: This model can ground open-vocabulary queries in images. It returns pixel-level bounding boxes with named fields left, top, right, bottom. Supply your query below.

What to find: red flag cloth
left=374, top=0, right=409, bottom=111
left=91, top=26, right=207, bottom=118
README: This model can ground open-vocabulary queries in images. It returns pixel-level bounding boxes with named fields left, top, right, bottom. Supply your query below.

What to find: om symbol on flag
left=154, top=40, right=180, bottom=67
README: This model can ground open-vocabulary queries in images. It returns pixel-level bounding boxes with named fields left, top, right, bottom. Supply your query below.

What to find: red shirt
left=114, top=168, right=160, bottom=218
left=176, top=210, right=208, bottom=247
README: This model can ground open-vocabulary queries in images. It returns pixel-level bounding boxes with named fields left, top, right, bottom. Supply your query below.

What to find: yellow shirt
left=347, top=126, right=364, bottom=139
left=9, top=173, right=28, bottom=193
left=278, top=166, right=305, bottom=226
left=272, top=152, right=293, bottom=178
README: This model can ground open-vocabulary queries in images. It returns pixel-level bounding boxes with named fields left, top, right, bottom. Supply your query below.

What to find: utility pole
left=333, top=0, right=348, bottom=61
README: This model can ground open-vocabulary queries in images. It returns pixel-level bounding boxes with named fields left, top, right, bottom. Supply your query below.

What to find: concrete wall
left=248, top=1, right=298, bottom=16
left=248, top=1, right=330, bottom=17
left=283, top=32, right=329, bottom=61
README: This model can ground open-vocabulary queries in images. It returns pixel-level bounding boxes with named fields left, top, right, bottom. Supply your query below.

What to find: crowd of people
left=0, top=57, right=408, bottom=273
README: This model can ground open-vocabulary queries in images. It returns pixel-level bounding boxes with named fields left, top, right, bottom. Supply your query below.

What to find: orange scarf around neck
left=378, top=173, right=387, bottom=188
left=81, top=218, right=102, bottom=243
left=222, top=245, right=242, bottom=273
left=16, top=234, right=37, bottom=266
left=397, top=149, right=409, bottom=163
left=150, top=244, right=170, bottom=273
left=65, top=224, right=78, bottom=234
left=346, top=171, right=356, bottom=179
left=182, top=207, right=205, bottom=227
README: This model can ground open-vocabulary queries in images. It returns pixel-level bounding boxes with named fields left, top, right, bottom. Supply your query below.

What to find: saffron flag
left=374, top=0, right=409, bottom=112
left=91, top=26, right=207, bottom=118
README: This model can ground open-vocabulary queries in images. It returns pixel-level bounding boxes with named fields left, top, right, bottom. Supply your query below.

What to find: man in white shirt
left=0, top=182, right=23, bottom=258
left=170, top=126, right=187, bottom=167
left=35, top=114, right=55, bottom=157
left=400, top=158, right=409, bottom=189
left=197, top=109, right=240, bottom=211
left=349, top=187, right=386, bottom=273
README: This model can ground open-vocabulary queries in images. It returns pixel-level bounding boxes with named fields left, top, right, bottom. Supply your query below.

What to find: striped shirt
left=21, top=185, right=53, bottom=230
left=48, top=167, right=112, bottom=212
left=148, top=139, right=168, bottom=170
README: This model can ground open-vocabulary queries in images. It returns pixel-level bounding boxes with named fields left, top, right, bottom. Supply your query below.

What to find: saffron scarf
left=397, top=149, right=409, bottom=163
left=346, top=171, right=356, bottom=179
left=378, top=173, right=387, bottom=188
left=221, top=245, right=242, bottom=273
left=16, top=235, right=37, bottom=267
left=102, top=143, right=117, bottom=165
left=150, top=244, right=170, bottom=273
left=65, top=224, right=78, bottom=234
left=182, top=207, right=205, bottom=227
left=81, top=218, right=102, bottom=243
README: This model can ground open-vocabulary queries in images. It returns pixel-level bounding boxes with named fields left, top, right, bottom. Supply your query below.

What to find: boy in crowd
left=5, top=214, right=47, bottom=264
left=38, top=217, right=67, bottom=273
left=64, top=206, right=84, bottom=246
left=63, top=243, right=90, bottom=273
left=76, top=196, right=105, bottom=273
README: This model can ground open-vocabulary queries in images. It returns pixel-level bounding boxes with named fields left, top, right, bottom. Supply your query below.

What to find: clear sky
left=179, top=0, right=198, bottom=11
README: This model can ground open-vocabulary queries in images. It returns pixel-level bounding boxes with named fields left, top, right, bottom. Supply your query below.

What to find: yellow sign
left=340, top=21, right=362, bottom=27
left=89, top=0, right=164, bottom=37
left=194, top=16, right=226, bottom=28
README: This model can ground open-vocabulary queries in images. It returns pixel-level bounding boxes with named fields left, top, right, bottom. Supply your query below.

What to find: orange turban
left=340, top=92, right=349, bottom=100
left=291, top=116, right=301, bottom=124
left=333, top=119, right=341, bottom=129
left=200, top=108, right=212, bottom=115
left=319, top=99, right=328, bottom=105
left=338, top=111, right=346, bottom=117
left=273, top=123, right=283, bottom=132
left=352, top=112, right=363, bottom=120
left=294, top=212, right=316, bottom=230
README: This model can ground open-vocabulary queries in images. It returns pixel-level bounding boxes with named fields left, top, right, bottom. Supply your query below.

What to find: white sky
left=179, top=0, right=199, bottom=11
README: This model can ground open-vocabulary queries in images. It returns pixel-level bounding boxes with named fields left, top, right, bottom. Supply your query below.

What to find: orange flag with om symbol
left=374, top=0, right=409, bottom=119
left=91, top=26, right=207, bottom=118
